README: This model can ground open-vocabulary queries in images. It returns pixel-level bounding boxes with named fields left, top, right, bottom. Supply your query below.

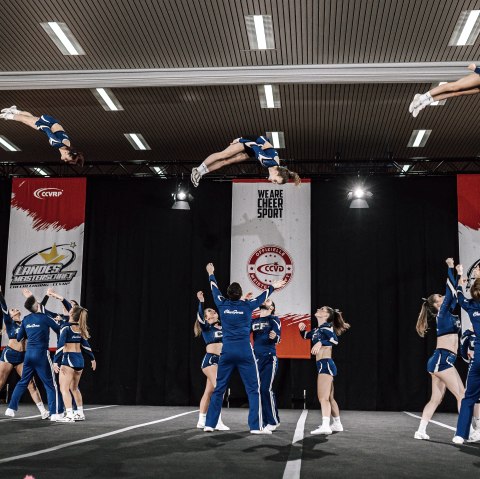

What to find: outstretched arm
left=207, top=263, right=225, bottom=307
left=438, top=259, right=458, bottom=315
left=298, top=322, right=313, bottom=340
left=248, top=279, right=287, bottom=310
left=455, top=264, right=471, bottom=311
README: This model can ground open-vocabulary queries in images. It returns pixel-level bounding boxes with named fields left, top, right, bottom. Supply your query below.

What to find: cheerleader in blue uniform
left=414, top=259, right=464, bottom=440
left=299, top=306, right=350, bottom=435
left=53, top=305, right=96, bottom=423
left=0, top=106, right=84, bottom=165
left=251, top=299, right=281, bottom=431
left=194, top=291, right=229, bottom=431
left=409, top=64, right=480, bottom=117
left=0, top=287, right=48, bottom=418
left=452, top=264, right=480, bottom=444
left=190, top=136, right=300, bottom=187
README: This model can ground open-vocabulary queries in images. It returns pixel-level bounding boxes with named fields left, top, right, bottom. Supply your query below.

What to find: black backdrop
left=1, top=176, right=466, bottom=411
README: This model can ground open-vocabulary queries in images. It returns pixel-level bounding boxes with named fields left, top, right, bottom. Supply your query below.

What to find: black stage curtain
left=2, top=176, right=463, bottom=411
left=0, top=179, right=11, bottom=286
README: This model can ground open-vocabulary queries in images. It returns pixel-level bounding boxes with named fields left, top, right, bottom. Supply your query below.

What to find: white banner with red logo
left=1, top=178, right=86, bottom=349
left=457, top=175, right=480, bottom=329
left=231, top=180, right=311, bottom=359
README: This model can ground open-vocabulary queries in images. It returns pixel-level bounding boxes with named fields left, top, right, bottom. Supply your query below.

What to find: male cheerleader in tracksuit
left=251, top=299, right=281, bottom=431
left=5, top=293, right=62, bottom=419
left=204, top=263, right=286, bottom=434
left=460, top=329, right=480, bottom=430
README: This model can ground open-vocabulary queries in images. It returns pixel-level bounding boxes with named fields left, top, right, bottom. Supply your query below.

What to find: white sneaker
left=414, top=431, right=429, bottom=440
left=196, top=421, right=205, bottom=429
left=331, top=422, right=344, bottom=432
left=409, top=94, right=421, bottom=113
left=50, top=413, right=64, bottom=421
left=1, top=105, right=19, bottom=114
left=73, top=412, right=85, bottom=421
left=0, top=112, right=14, bottom=120
left=250, top=429, right=273, bottom=435
left=264, top=424, right=279, bottom=432
left=311, top=425, right=332, bottom=435
left=41, top=410, right=50, bottom=420
left=56, top=415, right=75, bottom=423
left=215, top=421, right=230, bottom=431
left=468, top=429, right=480, bottom=443
left=4, top=408, right=15, bottom=417
left=204, top=426, right=214, bottom=432
left=452, top=435, right=464, bottom=444
left=191, top=168, right=200, bottom=187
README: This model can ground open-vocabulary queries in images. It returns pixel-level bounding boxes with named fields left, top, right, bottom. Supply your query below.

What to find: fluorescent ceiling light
left=93, top=88, right=123, bottom=111
left=258, top=84, right=281, bottom=108
left=430, top=82, right=447, bottom=106
left=407, top=130, right=432, bottom=148
left=245, top=15, right=275, bottom=50
left=32, top=167, right=49, bottom=176
left=40, top=22, right=85, bottom=55
left=449, top=10, right=480, bottom=46
left=402, top=164, right=411, bottom=173
left=266, top=131, right=285, bottom=149
left=124, top=133, right=151, bottom=151
left=0, top=135, right=20, bottom=151
left=152, top=166, right=167, bottom=178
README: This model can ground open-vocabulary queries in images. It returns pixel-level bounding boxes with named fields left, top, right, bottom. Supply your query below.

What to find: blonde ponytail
left=71, top=305, right=90, bottom=339
left=416, top=295, right=436, bottom=337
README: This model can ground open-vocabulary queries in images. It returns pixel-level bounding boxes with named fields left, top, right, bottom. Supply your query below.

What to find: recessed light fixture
left=92, top=88, right=123, bottom=111
left=32, top=167, right=49, bottom=176
left=124, top=133, right=151, bottom=151
left=258, top=84, right=281, bottom=108
left=152, top=166, right=167, bottom=178
left=40, top=22, right=85, bottom=55
left=402, top=164, right=412, bottom=173
left=449, top=10, right=480, bottom=46
left=245, top=15, right=275, bottom=50
left=407, top=130, right=432, bottom=148
left=430, top=83, right=447, bottom=106
left=0, top=135, right=20, bottom=151
left=266, top=131, right=285, bottom=149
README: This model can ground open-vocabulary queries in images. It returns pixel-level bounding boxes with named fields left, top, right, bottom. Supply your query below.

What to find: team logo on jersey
left=247, top=245, right=293, bottom=290
left=33, top=188, right=64, bottom=199
left=466, top=258, right=480, bottom=292
left=10, top=243, right=78, bottom=287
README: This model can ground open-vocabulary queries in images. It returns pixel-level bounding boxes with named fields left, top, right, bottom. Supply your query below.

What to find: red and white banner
left=457, top=175, right=480, bottom=329
left=1, top=178, right=86, bottom=349
left=231, top=180, right=311, bottom=359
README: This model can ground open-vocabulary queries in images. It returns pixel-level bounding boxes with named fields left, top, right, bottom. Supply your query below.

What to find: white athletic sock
left=66, top=408, right=74, bottom=418
left=332, top=416, right=341, bottom=424
left=36, top=402, right=46, bottom=413
left=322, top=417, right=330, bottom=427
left=197, top=163, right=209, bottom=177
left=418, top=419, right=428, bottom=434
left=77, top=406, right=84, bottom=414
left=421, top=92, right=433, bottom=104
left=199, top=412, right=207, bottom=421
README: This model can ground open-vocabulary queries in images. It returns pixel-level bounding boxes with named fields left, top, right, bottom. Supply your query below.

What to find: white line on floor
left=282, top=409, right=308, bottom=479
left=0, top=409, right=199, bottom=464
left=403, top=411, right=456, bottom=431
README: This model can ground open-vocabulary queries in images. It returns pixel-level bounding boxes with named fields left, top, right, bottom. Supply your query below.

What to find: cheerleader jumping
left=190, top=136, right=300, bottom=187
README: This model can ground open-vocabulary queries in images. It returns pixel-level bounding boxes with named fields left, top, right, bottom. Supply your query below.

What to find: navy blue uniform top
left=35, top=115, right=70, bottom=149
left=238, top=136, right=280, bottom=168
left=300, top=321, right=339, bottom=347
left=41, top=296, right=73, bottom=327
left=460, top=329, right=476, bottom=363
left=53, top=323, right=95, bottom=364
left=0, top=291, right=21, bottom=340
left=251, top=314, right=281, bottom=355
left=436, top=267, right=461, bottom=337
left=209, top=274, right=274, bottom=344
left=197, top=301, right=223, bottom=346
left=457, top=284, right=480, bottom=338
left=16, top=312, right=60, bottom=349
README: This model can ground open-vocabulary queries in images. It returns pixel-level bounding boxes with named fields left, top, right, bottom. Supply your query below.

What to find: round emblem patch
left=247, top=245, right=293, bottom=290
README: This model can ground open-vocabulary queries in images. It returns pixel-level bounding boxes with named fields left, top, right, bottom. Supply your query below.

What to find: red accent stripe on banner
left=11, top=178, right=86, bottom=231
left=232, top=178, right=312, bottom=183
left=457, top=175, right=480, bottom=230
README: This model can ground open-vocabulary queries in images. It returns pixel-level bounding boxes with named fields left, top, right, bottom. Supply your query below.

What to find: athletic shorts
left=316, top=358, right=337, bottom=376
left=427, top=348, right=457, bottom=373
left=61, top=352, right=84, bottom=371
left=201, top=353, right=220, bottom=369
left=0, top=346, right=25, bottom=366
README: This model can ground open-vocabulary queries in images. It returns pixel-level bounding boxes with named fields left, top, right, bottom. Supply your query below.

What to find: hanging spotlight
left=347, top=186, right=373, bottom=209
left=172, top=183, right=193, bottom=210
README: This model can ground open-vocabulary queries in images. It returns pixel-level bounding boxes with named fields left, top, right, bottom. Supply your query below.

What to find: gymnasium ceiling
left=1, top=0, right=480, bottom=177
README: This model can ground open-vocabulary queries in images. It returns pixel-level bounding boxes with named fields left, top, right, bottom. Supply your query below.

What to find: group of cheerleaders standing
left=194, top=263, right=350, bottom=435
left=415, top=258, right=480, bottom=443
left=0, top=287, right=96, bottom=423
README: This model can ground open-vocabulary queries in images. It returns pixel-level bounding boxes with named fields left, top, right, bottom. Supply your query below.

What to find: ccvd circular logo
left=247, top=245, right=293, bottom=290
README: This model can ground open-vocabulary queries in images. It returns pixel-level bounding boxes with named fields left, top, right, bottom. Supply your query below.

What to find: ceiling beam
left=0, top=62, right=474, bottom=90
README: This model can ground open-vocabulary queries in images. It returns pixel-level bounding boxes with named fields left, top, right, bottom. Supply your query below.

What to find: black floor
left=0, top=406, right=478, bottom=478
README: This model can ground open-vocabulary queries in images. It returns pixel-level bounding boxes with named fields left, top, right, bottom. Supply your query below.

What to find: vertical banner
left=2, top=178, right=86, bottom=349
left=231, top=179, right=311, bottom=359
left=457, top=175, right=480, bottom=329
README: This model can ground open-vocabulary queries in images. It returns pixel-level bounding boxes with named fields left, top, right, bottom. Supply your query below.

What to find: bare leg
left=0, top=361, right=14, bottom=390
left=317, top=374, right=334, bottom=418
left=436, top=367, right=465, bottom=412
left=15, top=363, right=43, bottom=405
left=420, top=374, right=446, bottom=422
left=204, top=152, right=250, bottom=174
left=329, top=384, right=340, bottom=418
left=11, top=113, right=39, bottom=129
left=430, top=73, right=480, bottom=99
left=202, top=142, right=247, bottom=169
left=199, top=366, right=217, bottom=414
left=432, top=87, right=480, bottom=102
left=59, top=367, right=75, bottom=409
left=69, top=370, right=83, bottom=407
